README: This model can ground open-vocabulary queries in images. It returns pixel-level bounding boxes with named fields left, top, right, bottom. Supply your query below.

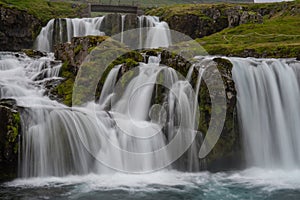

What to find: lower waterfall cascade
left=0, top=52, right=207, bottom=178
left=2, top=50, right=300, bottom=199
left=2, top=48, right=300, bottom=177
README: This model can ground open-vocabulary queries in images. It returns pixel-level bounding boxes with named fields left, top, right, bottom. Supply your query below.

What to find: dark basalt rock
left=153, top=5, right=263, bottom=40
left=0, top=6, right=41, bottom=51
left=22, top=49, right=47, bottom=58
left=0, top=99, right=21, bottom=182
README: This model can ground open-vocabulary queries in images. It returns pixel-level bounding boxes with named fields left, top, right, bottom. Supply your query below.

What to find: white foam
left=226, top=168, right=300, bottom=191
left=6, top=171, right=207, bottom=191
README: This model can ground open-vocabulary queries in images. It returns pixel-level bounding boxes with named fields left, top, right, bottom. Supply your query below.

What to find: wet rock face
left=206, top=58, right=243, bottom=171
left=55, top=36, right=110, bottom=73
left=0, top=6, right=41, bottom=51
left=0, top=99, right=21, bottom=181
left=166, top=14, right=228, bottom=39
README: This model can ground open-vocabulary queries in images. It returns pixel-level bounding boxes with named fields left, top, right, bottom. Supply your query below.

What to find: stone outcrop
left=0, top=6, right=41, bottom=51
left=147, top=5, right=263, bottom=39
left=0, top=3, right=87, bottom=52
left=147, top=50, right=241, bottom=171
left=53, top=36, right=143, bottom=106
left=55, top=36, right=110, bottom=73
left=0, top=99, right=21, bottom=181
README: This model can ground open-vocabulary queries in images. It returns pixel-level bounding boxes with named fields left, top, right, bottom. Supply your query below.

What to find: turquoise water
left=1, top=168, right=300, bottom=199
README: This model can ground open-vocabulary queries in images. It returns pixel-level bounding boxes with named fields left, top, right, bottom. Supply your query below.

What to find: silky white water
left=35, top=15, right=171, bottom=52
left=2, top=53, right=300, bottom=199
left=3, top=52, right=300, bottom=176
left=0, top=51, right=205, bottom=177
left=231, top=57, right=300, bottom=169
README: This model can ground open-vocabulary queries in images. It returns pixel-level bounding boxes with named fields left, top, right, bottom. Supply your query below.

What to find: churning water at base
left=2, top=169, right=300, bottom=200
left=232, top=58, right=300, bottom=169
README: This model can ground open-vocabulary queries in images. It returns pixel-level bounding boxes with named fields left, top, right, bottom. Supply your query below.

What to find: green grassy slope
left=197, top=1, right=300, bottom=57
left=0, top=0, right=86, bottom=24
left=148, top=0, right=300, bottom=58
left=80, top=0, right=253, bottom=7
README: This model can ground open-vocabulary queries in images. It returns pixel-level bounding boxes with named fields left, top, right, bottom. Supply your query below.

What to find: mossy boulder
left=21, top=49, right=46, bottom=58
left=54, top=36, right=144, bottom=106
left=140, top=50, right=242, bottom=170
left=0, top=99, right=21, bottom=181
left=203, top=58, right=243, bottom=171
left=0, top=5, right=41, bottom=51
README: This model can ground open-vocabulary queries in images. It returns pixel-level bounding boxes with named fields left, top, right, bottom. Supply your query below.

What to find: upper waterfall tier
left=35, top=15, right=171, bottom=52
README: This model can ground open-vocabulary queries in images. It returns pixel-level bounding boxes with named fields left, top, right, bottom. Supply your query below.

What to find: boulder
left=0, top=6, right=41, bottom=51
left=0, top=99, right=21, bottom=181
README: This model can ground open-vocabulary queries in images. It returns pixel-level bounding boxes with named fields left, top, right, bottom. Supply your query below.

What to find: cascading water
left=35, top=15, right=171, bottom=52
left=120, top=15, right=125, bottom=43
left=35, top=17, right=105, bottom=52
left=143, top=16, right=171, bottom=48
left=4, top=48, right=300, bottom=177
left=231, top=57, right=300, bottom=169
left=0, top=50, right=206, bottom=177
left=3, top=50, right=300, bottom=198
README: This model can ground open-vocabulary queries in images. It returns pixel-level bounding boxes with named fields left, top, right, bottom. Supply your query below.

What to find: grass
left=147, top=0, right=300, bottom=58
left=197, top=10, right=300, bottom=57
left=75, top=0, right=252, bottom=7
left=0, top=0, right=86, bottom=24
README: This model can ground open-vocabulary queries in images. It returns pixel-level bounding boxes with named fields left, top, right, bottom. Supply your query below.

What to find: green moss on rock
left=54, top=36, right=144, bottom=106
left=0, top=101, right=21, bottom=181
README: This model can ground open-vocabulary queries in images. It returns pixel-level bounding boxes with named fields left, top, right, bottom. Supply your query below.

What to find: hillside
left=60, top=0, right=254, bottom=7
left=197, top=0, right=300, bottom=57
left=147, top=0, right=300, bottom=58
left=0, top=0, right=87, bottom=24
left=0, top=0, right=87, bottom=51
left=86, top=0, right=253, bottom=7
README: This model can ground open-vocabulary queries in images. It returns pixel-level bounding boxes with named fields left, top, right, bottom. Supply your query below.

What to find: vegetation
left=63, top=0, right=253, bottom=7
left=197, top=2, right=300, bottom=57
left=148, top=0, right=300, bottom=58
left=6, top=112, right=20, bottom=154
left=0, top=0, right=86, bottom=24
left=54, top=36, right=144, bottom=106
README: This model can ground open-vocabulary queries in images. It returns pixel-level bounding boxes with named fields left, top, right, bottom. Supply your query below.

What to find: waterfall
left=138, top=16, right=144, bottom=49
left=232, top=57, right=300, bottom=169
left=6, top=49, right=300, bottom=178
left=35, top=15, right=171, bottom=52
left=143, top=16, right=171, bottom=48
left=35, top=19, right=54, bottom=53
left=35, top=17, right=105, bottom=52
left=120, top=15, right=125, bottom=43
left=0, top=51, right=207, bottom=177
